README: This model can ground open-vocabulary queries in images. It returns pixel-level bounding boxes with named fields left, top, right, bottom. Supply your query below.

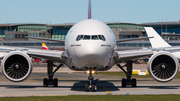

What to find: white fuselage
left=65, top=19, right=117, bottom=71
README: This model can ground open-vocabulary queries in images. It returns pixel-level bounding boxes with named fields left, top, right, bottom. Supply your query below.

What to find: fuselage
left=65, top=19, right=117, bottom=71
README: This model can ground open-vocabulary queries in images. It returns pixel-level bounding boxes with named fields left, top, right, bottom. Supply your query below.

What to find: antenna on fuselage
left=88, top=0, right=91, bottom=19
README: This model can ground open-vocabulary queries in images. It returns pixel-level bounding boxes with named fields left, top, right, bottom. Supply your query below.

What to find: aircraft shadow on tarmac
left=0, top=85, right=42, bottom=89
left=70, top=79, right=119, bottom=92
left=137, top=86, right=180, bottom=89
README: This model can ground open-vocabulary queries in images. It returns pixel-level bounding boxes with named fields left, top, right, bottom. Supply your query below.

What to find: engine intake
left=1, top=51, right=32, bottom=82
left=148, top=51, right=179, bottom=82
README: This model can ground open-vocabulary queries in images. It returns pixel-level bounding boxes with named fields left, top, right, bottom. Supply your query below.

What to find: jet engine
left=1, top=51, right=32, bottom=82
left=148, top=51, right=179, bottom=82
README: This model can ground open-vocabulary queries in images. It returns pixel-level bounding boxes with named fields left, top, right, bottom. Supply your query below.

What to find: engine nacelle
left=148, top=51, right=179, bottom=82
left=1, top=51, right=33, bottom=82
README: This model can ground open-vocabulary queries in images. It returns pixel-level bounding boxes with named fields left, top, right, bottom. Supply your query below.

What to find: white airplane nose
left=72, top=41, right=111, bottom=68
left=83, top=41, right=100, bottom=56
left=82, top=41, right=105, bottom=67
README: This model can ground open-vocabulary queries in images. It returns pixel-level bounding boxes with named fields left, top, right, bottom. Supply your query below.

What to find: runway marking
left=132, top=70, right=149, bottom=75
left=58, top=78, right=66, bottom=80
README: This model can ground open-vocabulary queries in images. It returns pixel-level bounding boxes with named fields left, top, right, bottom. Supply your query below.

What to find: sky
left=0, top=0, right=180, bottom=24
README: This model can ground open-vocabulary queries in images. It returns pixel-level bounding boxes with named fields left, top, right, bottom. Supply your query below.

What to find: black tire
left=92, top=83, right=97, bottom=92
left=85, top=83, right=90, bottom=92
left=132, top=78, right=137, bottom=87
left=53, top=78, right=58, bottom=87
left=122, top=78, right=126, bottom=87
left=43, top=78, right=48, bottom=87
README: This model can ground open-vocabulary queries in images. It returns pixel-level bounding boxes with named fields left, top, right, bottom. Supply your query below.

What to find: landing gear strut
left=85, top=69, right=97, bottom=92
left=43, top=60, right=63, bottom=87
left=117, top=61, right=137, bottom=87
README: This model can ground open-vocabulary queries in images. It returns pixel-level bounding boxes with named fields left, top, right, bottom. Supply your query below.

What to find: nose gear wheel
left=85, top=68, right=97, bottom=92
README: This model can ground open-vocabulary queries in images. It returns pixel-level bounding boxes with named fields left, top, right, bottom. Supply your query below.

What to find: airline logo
left=42, top=43, right=48, bottom=50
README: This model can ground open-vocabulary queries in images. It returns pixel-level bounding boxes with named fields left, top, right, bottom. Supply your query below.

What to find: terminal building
left=1, top=21, right=180, bottom=50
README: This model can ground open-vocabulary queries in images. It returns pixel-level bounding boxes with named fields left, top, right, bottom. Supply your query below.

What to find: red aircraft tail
left=88, top=0, right=91, bottom=19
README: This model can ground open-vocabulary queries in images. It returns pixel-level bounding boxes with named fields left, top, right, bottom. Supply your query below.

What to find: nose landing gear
left=85, top=69, right=97, bottom=92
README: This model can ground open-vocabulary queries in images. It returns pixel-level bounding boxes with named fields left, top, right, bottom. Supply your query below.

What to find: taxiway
left=0, top=64, right=180, bottom=97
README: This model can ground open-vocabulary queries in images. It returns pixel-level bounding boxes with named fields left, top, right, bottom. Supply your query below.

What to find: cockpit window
left=76, top=35, right=81, bottom=41
left=80, top=35, right=84, bottom=40
left=76, top=35, right=84, bottom=41
left=92, top=35, right=98, bottom=40
left=83, top=35, right=90, bottom=40
left=98, top=35, right=106, bottom=41
left=76, top=35, right=106, bottom=41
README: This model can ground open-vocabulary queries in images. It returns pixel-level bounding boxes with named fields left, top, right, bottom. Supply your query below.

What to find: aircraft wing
left=114, top=45, right=180, bottom=64
left=116, top=37, right=153, bottom=43
left=0, top=46, right=66, bottom=63
left=114, top=49, right=153, bottom=63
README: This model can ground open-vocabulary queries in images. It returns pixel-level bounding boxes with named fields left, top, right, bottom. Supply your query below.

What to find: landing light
left=92, top=71, right=95, bottom=74
left=86, top=70, right=95, bottom=74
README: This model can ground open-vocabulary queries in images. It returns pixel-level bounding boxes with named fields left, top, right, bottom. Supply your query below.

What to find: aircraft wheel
left=53, top=78, right=58, bottom=87
left=122, top=78, right=126, bottom=87
left=43, top=78, right=48, bottom=87
left=132, top=78, right=137, bottom=87
left=92, top=83, right=97, bottom=92
left=85, top=83, right=90, bottom=92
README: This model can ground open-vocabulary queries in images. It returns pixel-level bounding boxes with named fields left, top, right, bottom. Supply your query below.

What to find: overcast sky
left=0, top=0, right=180, bottom=24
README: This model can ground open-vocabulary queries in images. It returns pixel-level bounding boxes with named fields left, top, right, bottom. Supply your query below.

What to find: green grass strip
left=0, top=95, right=180, bottom=101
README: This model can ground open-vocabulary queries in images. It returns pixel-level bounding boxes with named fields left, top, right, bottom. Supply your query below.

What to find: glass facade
left=0, top=30, right=5, bottom=38
left=0, top=24, right=48, bottom=38
left=17, top=25, right=47, bottom=32
left=118, top=42, right=151, bottom=47
left=0, top=28, right=5, bottom=36
left=29, top=32, right=38, bottom=37
left=107, top=23, right=144, bottom=31
left=144, top=23, right=180, bottom=35
left=52, top=26, right=71, bottom=40
left=0, top=26, right=15, bottom=37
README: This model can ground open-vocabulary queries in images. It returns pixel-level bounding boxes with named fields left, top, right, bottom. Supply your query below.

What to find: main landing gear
left=43, top=60, right=63, bottom=87
left=85, top=69, right=97, bottom=92
left=117, top=61, right=137, bottom=87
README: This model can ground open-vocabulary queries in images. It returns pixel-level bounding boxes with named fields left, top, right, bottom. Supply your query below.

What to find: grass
left=0, top=95, right=180, bottom=101
left=97, top=71, right=180, bottom=79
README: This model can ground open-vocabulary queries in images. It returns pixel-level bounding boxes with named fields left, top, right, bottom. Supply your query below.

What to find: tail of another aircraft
left=42, top=43, right=49, bottom=50
left=145, top=27, right=171, bottom=48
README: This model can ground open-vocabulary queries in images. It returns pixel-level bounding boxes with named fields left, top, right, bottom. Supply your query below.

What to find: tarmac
left=0, top=63, right=180, bottom=97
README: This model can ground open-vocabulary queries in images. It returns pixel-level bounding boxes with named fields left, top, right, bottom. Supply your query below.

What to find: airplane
left=0, top=0, right=179, bottom=92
